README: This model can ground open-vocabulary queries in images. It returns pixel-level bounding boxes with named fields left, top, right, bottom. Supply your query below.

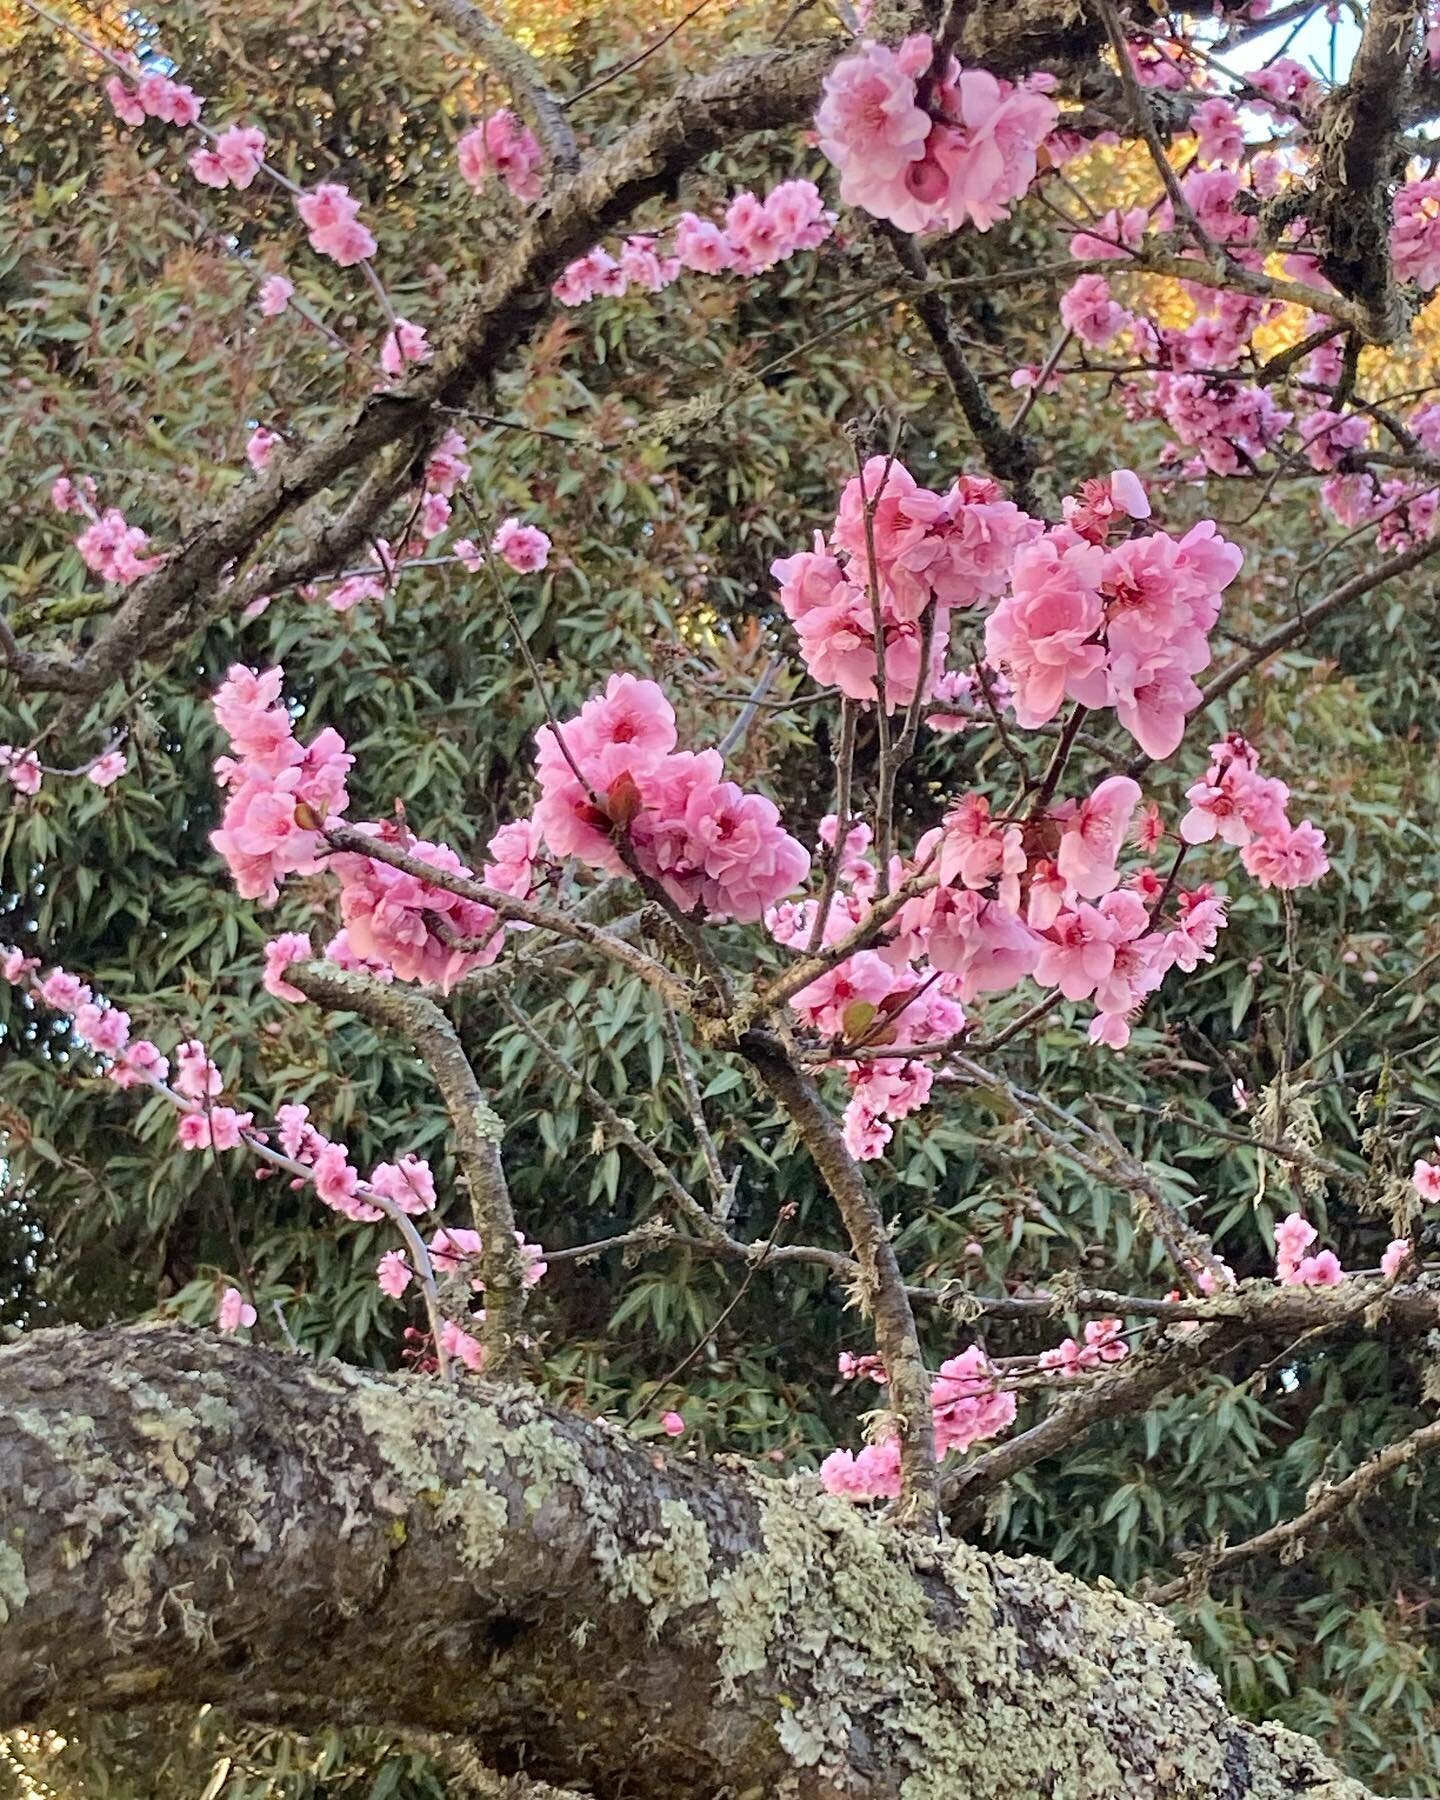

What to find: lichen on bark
left=0, top=1326, right=1377, bottom=1798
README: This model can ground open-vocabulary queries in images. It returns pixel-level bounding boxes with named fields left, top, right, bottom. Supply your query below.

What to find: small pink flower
left=87, top=750, right=127, bottom=789
left=377, top=1250, right=413, bottom=1298
left=660, top=1411, right=686, bottom=1438
left=491, top=517, right=551, bottom=573
left=246, top=427, right=281, bottom=473
left=0, top=747, right=42, bottom=796
left=295, top=184, right=377, bottom=266
left=379, top=317, right=431, bottom=379
left=217, top=1286, right=257, bottom=1332
left=258, top=274, right=294, bottom=316
left=1381, top=1238, right=1412, bottom=1280
left=105, top=76, right=146, bottom=128
left=262, top=931, right=311, bottom=1002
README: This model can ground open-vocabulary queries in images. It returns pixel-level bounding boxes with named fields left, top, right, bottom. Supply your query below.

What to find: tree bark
left=0, top=1325, right=1373, bottom=1798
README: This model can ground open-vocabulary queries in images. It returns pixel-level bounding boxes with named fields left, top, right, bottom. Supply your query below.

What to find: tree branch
left=288, top=960, right=528, bottom=1373
left=0, top=1324, right=1380, bottom=1798
left=1149, top=1412, right=1440, bottom=1606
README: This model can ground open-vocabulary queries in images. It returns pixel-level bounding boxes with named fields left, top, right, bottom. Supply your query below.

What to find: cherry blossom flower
left=217, top=1287, right=257, bottom=1332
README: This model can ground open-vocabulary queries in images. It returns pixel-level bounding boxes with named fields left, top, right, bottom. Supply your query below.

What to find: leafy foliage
left=7, top=0, right=1440, bottom=1793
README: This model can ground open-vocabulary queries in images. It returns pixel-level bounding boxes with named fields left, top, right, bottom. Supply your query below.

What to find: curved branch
left=426, top=0, right=581, bottom=172
left=1150, top=1412, right=1440, bottom=1605
left=0, top=1324, right=1378, bottom=1798
left=288, top=960, right=527, bottom=1372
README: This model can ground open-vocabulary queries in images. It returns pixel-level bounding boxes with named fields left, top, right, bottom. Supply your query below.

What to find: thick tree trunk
left=0, top=1326, right=1371, bottom=1797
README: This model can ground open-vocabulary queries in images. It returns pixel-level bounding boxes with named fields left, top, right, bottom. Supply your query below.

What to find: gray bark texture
left=0, top=1325, right=1374, bottom=1798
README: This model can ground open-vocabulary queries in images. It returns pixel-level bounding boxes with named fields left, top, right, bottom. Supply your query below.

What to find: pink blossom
left=1034, top=891, right=1147, bottom=1003
left=72, top=1002, right=130, bottom=1055
left=1060, top=273, right=1130, bottom=346
left=440, top=1319, right=486, bottom=1372
left=1056, top=776, right=1141, bottom=899
left=1273, top=1211, right=1326, bottom=1284
left=1240, top=819, right=1329, bottom=890
left=1393, top=179, right=1440, bottom=288
left=674, top=212, right=734, bottom=273
left=332, top=830, right=502, bottom=990
left=312, top=1141, right=381, bottom=1222
left=87, top=750, right=127, bottom=789
left=190, top=124, right=265, bottom=189
left=110, top=1039, right=168, bottom=1089
left=258, top=273, right=294, bottom=316
left=491, top=518, right=551, bottom=573
left=379, top=317, right=431, bottom=378
left=105, top=76, right=146, bottom=127
left=1292, top=1248, right=1345, bottom=1288
left=295, top=184, right=377, bottom=266
left=377, top=1250, right=413, bottom=1298
left=368, top=1154, right=437, bottom=1216
left=819, top=1437, right=902, bottom=1500
left=841, top=1102, right=894, bottom=1161
left=75, top=508, right=161, bottom=585
left=984, top=533, right=1106, bottom=727
left=1, top=948, right=34, bottom=984
left=208, top=1106, right=254, bottom=1152
left=1069, top=206, right=1147, bottom=261
left=178, top=1112, right=213, bottom=1151
left=246, top=427, right=281, bottom=473
left=930, top=1346, right=1016, bottom=1452
left=262, top=931, right=311, bottom=1002
left=1381, top=1238, right=1413, bottom=1280
left=1299, top=408, right=1369, bottom=472
left=134, top=71, right=203, bottom=126
left=456, top=110, right=544, bottom=203
left=1191, top=97, right=1243, bottom=164
left=217, top=1287, right=257, bottom=1332
left=174, top=1039, right=222, bottom=1101
left=791, top=950, right=897, bottom=1038
left=277, top=1102, right=316, bottom=1162
left=419, top=492, right=451, bottom=540
left=0, top=747, right=42, bottom=796
left=661, top=1411, right=686, bottom=1438
left=1413, top=1157, right=1440, bottom=1202
left=814, top=37, right=935, bottom=230
left=36, top=968, right=90, bottom=1012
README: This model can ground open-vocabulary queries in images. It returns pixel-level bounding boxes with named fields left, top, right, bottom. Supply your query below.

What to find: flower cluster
left=0, top=746, right=42, bottom=796
left=456, top=109, right=544, bottom=204
left=329, top=825, right=516, bottom=992
left=1039, top=1317, right=1128, bottom=1374
left=1392, top=179, right=1440, bottom=289
left=819, top=1344, right=1016, bottom=1498
left=106, top=71, right=202, bottom=129
left=815, top=34, right=1056, bottom=234
left=985, top=489, right=1242, bottom=761
left=52, top=472, right=162, bottom=588
left=1273, top=1212, right=1344, bottom=1288
left=553, top=179, right=832, bottom=306
left=295, top=183, right=377, bottom=267
left=531, top=674, right=810, bottom=922
left=771, top=457, right=1039, bottom=709
left=208, top=664, right=354, bottom=904
left=1180, top=735, right=1330, bottom=892
left=190, top=124, right=266, bottom=190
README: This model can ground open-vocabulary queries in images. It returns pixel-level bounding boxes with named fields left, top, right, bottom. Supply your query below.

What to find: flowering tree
left=9, top=0, right=1440, bottom=1792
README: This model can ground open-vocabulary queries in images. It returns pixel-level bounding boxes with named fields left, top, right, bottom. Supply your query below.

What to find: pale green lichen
left=0, top=1543, right=28, bottom=1624
left=611, top=1497, right=713, bottom=1636
left=709, top=1479, right=1373, bottom=1798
